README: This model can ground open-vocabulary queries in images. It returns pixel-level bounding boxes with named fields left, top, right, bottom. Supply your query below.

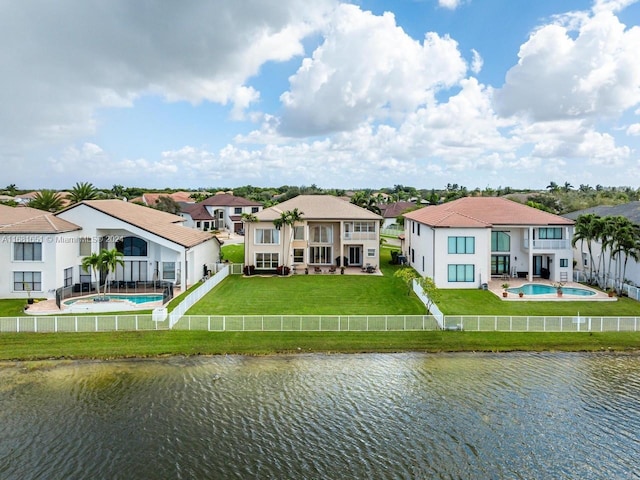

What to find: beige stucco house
left=244, top=195, right=382, bottom=273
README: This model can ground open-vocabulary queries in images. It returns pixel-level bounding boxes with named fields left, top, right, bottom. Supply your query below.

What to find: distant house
left=180, top=192, right=262, bottom=233
left=379, top=201, right=416, bottom=229
left=403, top=197, right=575, bottom=288
left=135, top=191, right=198, bottom=206
left=245, top=195, right=382, bottom=272
left=564, top=201, right=640, bottom=289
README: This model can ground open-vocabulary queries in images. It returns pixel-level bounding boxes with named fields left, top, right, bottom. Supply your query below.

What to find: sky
left=2, top=0, right=640, bottom=191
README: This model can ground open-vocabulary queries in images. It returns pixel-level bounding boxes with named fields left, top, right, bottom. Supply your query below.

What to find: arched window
left=116, top=237, right=148, bottom=256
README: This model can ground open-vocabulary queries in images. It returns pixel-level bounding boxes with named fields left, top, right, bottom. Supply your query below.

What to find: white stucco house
left=0, top=200, right=219, bottom=300
left=402, top=197, right=575, bottom=289
left=180, top=192, right=263, bottom=233
left=245, top=195, right=382, bottom=273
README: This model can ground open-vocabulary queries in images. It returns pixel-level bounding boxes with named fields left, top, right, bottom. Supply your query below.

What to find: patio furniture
left=314, top=267, right=323, bottom=274
left=328, top=266, right=336, bottom=274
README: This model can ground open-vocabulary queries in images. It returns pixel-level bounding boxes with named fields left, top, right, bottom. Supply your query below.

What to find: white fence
left=573, top=271, right=640, bottom=302
left=168, top=266, right=230, bottom=328
left=0, top=314, right=167, bottom=333
left=441, top=315, right=640, bottom=332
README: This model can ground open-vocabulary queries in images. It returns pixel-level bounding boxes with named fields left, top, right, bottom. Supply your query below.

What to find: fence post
left=75, top=316, right=78, bottom=332
left=115, top=316, right=118, bottom=332
left=95, top=316, right=98, bottom=332
left=34, top=317, right=37, bottom=333
left=618, top=317, right=620, bottom=332
left=55, top=317, right=58, bottom=333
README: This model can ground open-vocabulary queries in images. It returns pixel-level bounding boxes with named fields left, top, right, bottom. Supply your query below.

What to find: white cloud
left=494, top=10, right=640, bottom=121
left=627, top=123, right=640, bottom=135
left=592, top=0, right=639, bottom=14
left=0, top=0, right=334, bottom=149
left=438, top=0, right=462, bottom=10
left=470, top=49, right=483, bottom=74
left=279, top=4, right=468, bottom=136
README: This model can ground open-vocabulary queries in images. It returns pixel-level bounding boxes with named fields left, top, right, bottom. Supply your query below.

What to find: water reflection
left=1, top=353, right=639, bottom=479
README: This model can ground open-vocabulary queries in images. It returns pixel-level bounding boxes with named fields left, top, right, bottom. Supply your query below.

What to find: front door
left=349, top=246, right=362, bottom=266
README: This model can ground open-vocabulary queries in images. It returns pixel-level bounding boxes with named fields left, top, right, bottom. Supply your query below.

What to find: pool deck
left=489, top=278, right=614, bottom=301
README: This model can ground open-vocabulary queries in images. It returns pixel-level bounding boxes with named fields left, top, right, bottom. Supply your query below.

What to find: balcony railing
left=523, top=239, right=570, bottom=250
left=343, top=232, right=377, bottom=241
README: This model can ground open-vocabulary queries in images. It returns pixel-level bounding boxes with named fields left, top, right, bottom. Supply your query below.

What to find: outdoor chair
left=328, top=266, right=336, bottom=274
left=314, top=266, right=322, bottom=274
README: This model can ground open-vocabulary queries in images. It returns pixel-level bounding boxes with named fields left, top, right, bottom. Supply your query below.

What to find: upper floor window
left=310, top=225, right=333, bottom=243
left=293, top=226, right=305, bottom=240
left=116, top=237, right=148, bottom=256
left=255, top=228, right=279, bottom=244
left=251, top=207, right=259, bottom=213
left=14, top=242, right=42, bottom=261
left=448, top=236, right=475, bottom=254
left=491, top=231, right=510, bottom=252
left=538, top=228, right=562, bottom=239
left=234, top=207, right=242, bottom=214
left=560, top=258, right=569, bottom=268
left=78, top=238, right=92, bottom=256
left=354, top=222, right=375, bottom=233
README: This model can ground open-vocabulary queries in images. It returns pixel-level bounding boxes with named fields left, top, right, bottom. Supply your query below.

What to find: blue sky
left=1, top=0, right=639, bottom=191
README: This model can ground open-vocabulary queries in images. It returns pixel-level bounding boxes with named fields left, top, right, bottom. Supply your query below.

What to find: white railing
left=441, top=315, right=639, bottom=332
left=0, top=314, right=167, bottom=333
left=381, top=227, right=404, bottom=237
left=523, top=239, right=570, bottom=250
left=343, top=232, right=377, bottom=241
left=168, top=266, right=230, bottom=328
left=412, top=279, right=443, bottom=328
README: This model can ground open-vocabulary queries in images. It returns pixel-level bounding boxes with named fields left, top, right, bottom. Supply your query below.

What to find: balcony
left=523, top=239, right=570, bottom=250
left=343, top=232, right=377, bottom=241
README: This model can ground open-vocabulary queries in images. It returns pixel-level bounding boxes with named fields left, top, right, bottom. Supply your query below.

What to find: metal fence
left=442, top=315, right=640, bottom=332
left=573, top=272, right=640, bottom=302
left=0, top=314, right=169, bottom=333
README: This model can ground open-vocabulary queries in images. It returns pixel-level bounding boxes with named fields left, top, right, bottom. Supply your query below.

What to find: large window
left=162, top=262, right=176, bottom=280
left=538, top=228, right=562, bottom=239
left=310, top=225, right=332, bottom=243
left=116, top=237, right=148, bottom=256
left=354, top=222, right=375, bottom=233
left=234, top=207, right=242, bottom=214
left=256, top=253, right=279, bottom=269
left=64, top=267, right=73, bottom=287
left=448, top=264, right=475, bottom=282
left=491, top=231, right=510, bottom=252
left=14, top=271, right=42, bottom=292
left=293, top=226, right=305, bottom=240
left=14, top=242, right=42, bottom=261
left=255, top=229, right=279, bottom=244
left=79, top=238, right=92, bottom=256
left=310, top=246, right=332, bottom=264
left=448, top=236, right=475, bottom=254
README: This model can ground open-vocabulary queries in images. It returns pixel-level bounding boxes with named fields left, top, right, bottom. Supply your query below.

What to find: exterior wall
left=573, top=238, right=640, bottom=288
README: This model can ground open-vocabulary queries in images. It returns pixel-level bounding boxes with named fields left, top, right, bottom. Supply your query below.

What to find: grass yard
left=220, top=243, right=244, bottom=263
left=437, top=289, right=640, bottom=317
left=187, top=246, right=425, bottom=315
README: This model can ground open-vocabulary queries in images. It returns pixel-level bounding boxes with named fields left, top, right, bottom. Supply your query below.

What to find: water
left=64, top=294, right=163, bottom=305
left=508, top=284, right=596, bottom=296
left=1, top=353, right=639, bottom=479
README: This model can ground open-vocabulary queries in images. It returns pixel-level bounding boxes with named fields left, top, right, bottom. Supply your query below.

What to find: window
left=412, top=222, right=415, bottom=234
left=448, top=264, right=474, bottom=282
left=79, top=238, right=91, bottom=256
left=14, top=271, right=41, bottom=292
left=367, top=248, right=376, bottom=257
left=293, top=226, right=305, bottom=240
left=251, top=207, right=259, bottom=213
left=417, top=224, right=421, bottom=236
left=116, top=237, right=148, bottom=256
left=196, top=221, right=201, bottom=228
left=560, top=258, right=568, bottom=268
left=79, top=265, right=92, bottom=284
left=538, top=228, right=562, bottom=239
left=310, top=225, right=332, bottom=243
left=293, top=248, right=304, bottom=263
left=256, top=253, right=279, bottom=269
left=218, top=211, right=224, bottom=219
left=162, top=262, right=176, bottom=280
left=255, top=229, right=279, bottom=244
left=234, top=207, right=242, bottom=214
left=354, top=222, right=375, bottom=233
left=491, top=231, right=510, bottom=252
left=14, top=242, right=42, bottom=261
left=64, top=267, right=73, bottom=287
left=448, top=236, right=475, bottom=254
left=310, top=246, right=332, bottom=264
left=582, top=253, right=588, bottom=267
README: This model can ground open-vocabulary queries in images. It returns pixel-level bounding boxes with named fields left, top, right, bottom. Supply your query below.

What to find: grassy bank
left=1, top=330, right=639, bottom=361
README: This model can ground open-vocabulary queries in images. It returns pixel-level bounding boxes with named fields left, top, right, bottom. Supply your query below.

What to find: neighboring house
left=379, top=201, right=416, bottom=229
left=1, top=205, right=82, bottom=300
left=245, top=195, right=382, bottom=272
left=403, top=197, right=575, bottom=289
left=0, top=200, right=219, bottom=300
left=564, top=201, right=640, bottom=288
left=57, top=200, right=219, bottom=290
left=180, top=192, right=262, bottom=233
left=135, top=191, right=198, bottom=206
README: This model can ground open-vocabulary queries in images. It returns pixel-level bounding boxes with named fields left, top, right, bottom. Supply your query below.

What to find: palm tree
left=67, top=182, right=98, bottom=204
left=100, top=248, right=125, bottom=296
left=618, top=224, right=640, bottom=294
left=153, top=195, right=182, bottom=214
left=572, top=213, right=599, bottom=283
left=29, top=190, right=65, bottom=212
left=241, top=213, right=258, bottom=268
left=81, top=252, right=102, bottom=293
left=546, top=181, right=559, bottom=193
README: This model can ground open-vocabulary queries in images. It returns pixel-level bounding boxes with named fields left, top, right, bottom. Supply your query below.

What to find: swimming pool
left=507, top=284, right=596, bottom=296
left=64, top=294, right=163, bottom=306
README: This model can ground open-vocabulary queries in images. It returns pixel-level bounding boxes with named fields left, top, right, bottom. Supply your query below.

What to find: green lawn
left=220, top=243, right=244, bottom=263
left=438, top=289, right=640, bottom=317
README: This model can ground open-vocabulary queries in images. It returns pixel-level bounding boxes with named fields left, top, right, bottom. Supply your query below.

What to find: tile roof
left=564, top=201, right=640, bottom=225
left=199, top=192, right=262, bottom=207
left=182, top=204, right=215, bottom=220
left=256, top=195, right=382, bottom=221
left=379, top=201, right=417, bottom=219
left=142, top=191, right=197, bottom=205
left=58, top=200, right=217, bottom=248
left=0, top=205, right=81, bottom=234
left=404, top=197, right=574, bottom=228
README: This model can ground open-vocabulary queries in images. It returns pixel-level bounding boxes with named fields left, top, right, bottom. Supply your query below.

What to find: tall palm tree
left=572, top=213, right=599, bottom=283
left=29, top=190, right=65, bottom=212
left=81, top=252, right=102, bottom=292
left=618, top=224, right=640, bottom=294
left=67, top=182, right=98, bottom=204
left=241, top=213, right=258, bottom=267
left=100, top=248, right=125, bottom=296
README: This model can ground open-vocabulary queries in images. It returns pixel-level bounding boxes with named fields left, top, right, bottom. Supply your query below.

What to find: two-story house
left=180, top=192, right=262, bottom=233
left=245, top=195, right=382, bottom=272
left=403, top=197, right=575, bottom=288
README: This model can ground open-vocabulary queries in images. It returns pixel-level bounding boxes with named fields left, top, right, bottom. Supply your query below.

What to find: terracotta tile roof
left=142, top=191, right=197, bottom=206
left=256, top=195, right=382, bottom=221
left=199, top=193, right=262, bottom=207
left=58, top=200, right=217, bottom=248
left=182, top=204, right=215, bottom=220
left=379, top=201, right=417, bottom=219
left=404, top=197, right=574, bottom=228
left=0, top=205, right=81, bottom=234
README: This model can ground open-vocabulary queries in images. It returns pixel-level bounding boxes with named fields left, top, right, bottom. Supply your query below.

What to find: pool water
left=507, top=284, right=596, bottom=296
left=64, top=294, right=163, bottom=305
